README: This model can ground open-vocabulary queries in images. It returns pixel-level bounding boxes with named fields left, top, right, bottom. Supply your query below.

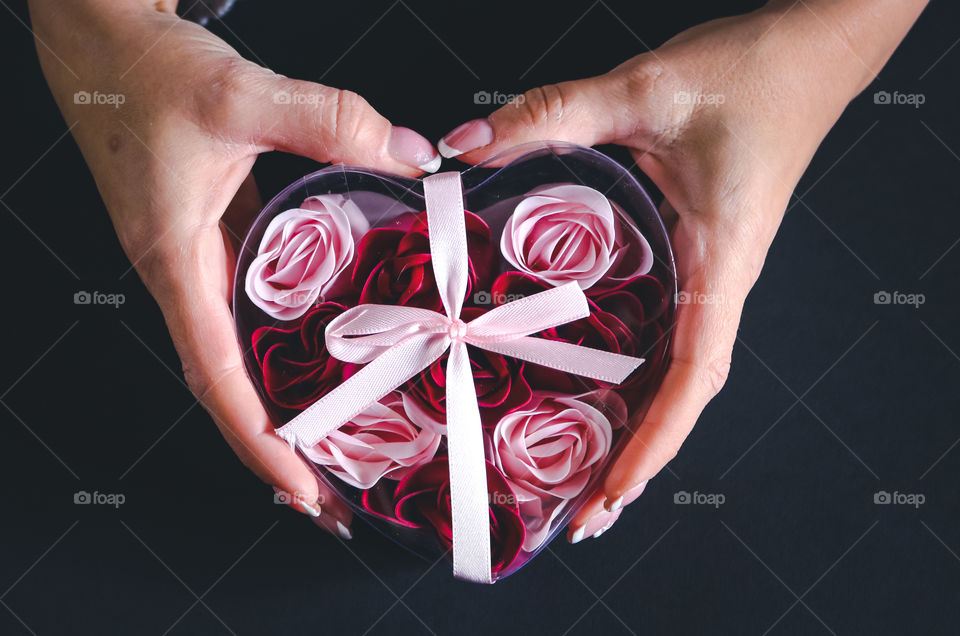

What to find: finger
left=310, top=477, right=355, bottom=540
left=275, top=477, right=354, bottom=539
left=568, top=480, right=646, bottom=543
left=148, top=218, right=322, bottom=516
left=231, top=73, right=440, bottom=176
left=577, top=508, right=623, bottom=543
left=437, top=59, right=674, bottom=164
left=220, top=171, right=262, bottom=257
left=567, top=490, right=621, bottom=544
left=601, top=257, right=750, bottom=509
left=437, top=75, right=620, bottom=164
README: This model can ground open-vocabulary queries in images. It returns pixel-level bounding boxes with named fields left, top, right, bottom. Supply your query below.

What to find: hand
left=437, top=0, right=926, bottom=541
left=30, top=0, right=440, bottom=536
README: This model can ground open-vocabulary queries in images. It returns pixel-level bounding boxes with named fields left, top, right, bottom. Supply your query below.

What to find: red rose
left=587, top=273, right=669, bottom=333
left=251, top=302, right=347, bottom=410
left=589, top=274, right=670, bottom=393
left=351, top=211, right=494, bottom=311
left=403, top=308, right=533, bottom=429
left=491, top=271, right=639, bottom=350
left=490, top=272, right=668, bottom=401
left=362, top=457, right=525, bottom=575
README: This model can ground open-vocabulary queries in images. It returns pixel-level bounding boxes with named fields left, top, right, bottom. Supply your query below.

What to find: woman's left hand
left=438, top=0, right=927, bottom=541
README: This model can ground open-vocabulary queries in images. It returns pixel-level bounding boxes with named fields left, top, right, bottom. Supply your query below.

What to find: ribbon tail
left=445, top=341, right=493, bottom=583
left=276, top=334, right=449, bottom=448
left=478, top=337, right=644, bottom=384
left=424, top=173, right=468, bottom=319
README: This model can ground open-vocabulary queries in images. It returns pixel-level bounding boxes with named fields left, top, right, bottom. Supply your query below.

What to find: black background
left=2, top=0, right=959, bottom=634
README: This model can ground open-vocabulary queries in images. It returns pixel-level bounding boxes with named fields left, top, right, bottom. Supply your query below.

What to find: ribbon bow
left=276, top=172, right=644, bottom=583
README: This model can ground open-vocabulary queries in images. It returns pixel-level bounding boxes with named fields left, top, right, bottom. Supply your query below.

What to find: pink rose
left=491, top=391, right=624, bottom=551
left=500, top=184, right=653, bottom=290
left=245, top=194, right=369, bottom=320
left=302, top=392, right=441, bottom=489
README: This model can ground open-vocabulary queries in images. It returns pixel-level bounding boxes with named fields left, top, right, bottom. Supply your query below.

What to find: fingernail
left=570, top=525, right=586, bottom=544
left=592, top=516, right=618, bottom=539
left=388, top=126, right=441, bottom=173
left=311, top=511, right=353, bottom=539
left=438, top=119, right=494, bottom=158
left=604, top=480, right=649, bottom=512
left=571, top=508, right=623, bottom=544
left=273, top=486, right=322, bottom=517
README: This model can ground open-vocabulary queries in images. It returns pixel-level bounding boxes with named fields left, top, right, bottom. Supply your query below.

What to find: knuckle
left=183, top=360, right=242, bottom=402
left=715, top=221, right=773, bottom=293
left=127, top=230, right=206, bottom=302
left=654, top=434, right=683, bottom=467
left=196, top=59, right=259, bottom=129
left=639, top=426, right=684, bottom=473
left=129, top=239, right=185, bottom=299
left=181, top=360, right=212, bottom=400
left=623, top=54, right=667, bottom=96
left=740, top=249, right=767, bottom=290
left=698, top=356, right=731, bottom=398
left=620, top=54, right=689, bottom=140
left=515, top=84, right=569, bottom=129
left=326, top=89, right=369, bottom=146
left=133, top=248, right=172, bottom=294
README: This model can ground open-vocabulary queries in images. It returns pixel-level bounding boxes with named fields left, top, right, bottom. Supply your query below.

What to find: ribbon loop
left=463, top=282, right=589, bottom=341
left=275, top=172, right=645, bottom=584
left=325, top=305, right=447, bottom=362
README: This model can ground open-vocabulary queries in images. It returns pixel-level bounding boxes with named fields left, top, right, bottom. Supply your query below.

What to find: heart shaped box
left=233, top=141, right=676, bottom=581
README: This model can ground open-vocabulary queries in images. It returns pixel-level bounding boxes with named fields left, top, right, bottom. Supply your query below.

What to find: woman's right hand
left=28, top=0, right=441, bottom=536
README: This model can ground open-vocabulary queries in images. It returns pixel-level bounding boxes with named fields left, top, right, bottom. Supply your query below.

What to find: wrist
left=763, top=0, right=928, bottom=98
left=28, top=0, right=167, bottom=47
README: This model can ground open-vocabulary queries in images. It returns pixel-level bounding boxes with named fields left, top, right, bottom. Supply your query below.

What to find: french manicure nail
left=605, top=496, right=623, bottom=513
left=301, top=499, right=322, bottom=517
left=592, top=517, right=617, bottom=539
left=604, top=480, right=649, bottom=512
left=273, top=486, right=322, bottom=517
left=438, top=119, right=494, bottom=158
left=311, top=511, right=352, bottom=539
left=573, top=508, right=622, bottom=544
left=388, top=126, right=441, bottom=173
left=570, top=525, right=586, bottom=544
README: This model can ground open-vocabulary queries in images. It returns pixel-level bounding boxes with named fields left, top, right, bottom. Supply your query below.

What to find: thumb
left=247, top=76, right=440, bottom=176
left=438, top=60, right=671, bottom=164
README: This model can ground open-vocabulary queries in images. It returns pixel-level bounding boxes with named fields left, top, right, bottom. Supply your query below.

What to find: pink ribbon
left=275, top=172, right=644, bottom=583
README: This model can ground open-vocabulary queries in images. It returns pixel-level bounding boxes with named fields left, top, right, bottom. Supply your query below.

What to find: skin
left=29, top=0, right=927, bottom=542
left=444, top=0, right=928, bottom=539
left=28, top=0, right=442, bottom=534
